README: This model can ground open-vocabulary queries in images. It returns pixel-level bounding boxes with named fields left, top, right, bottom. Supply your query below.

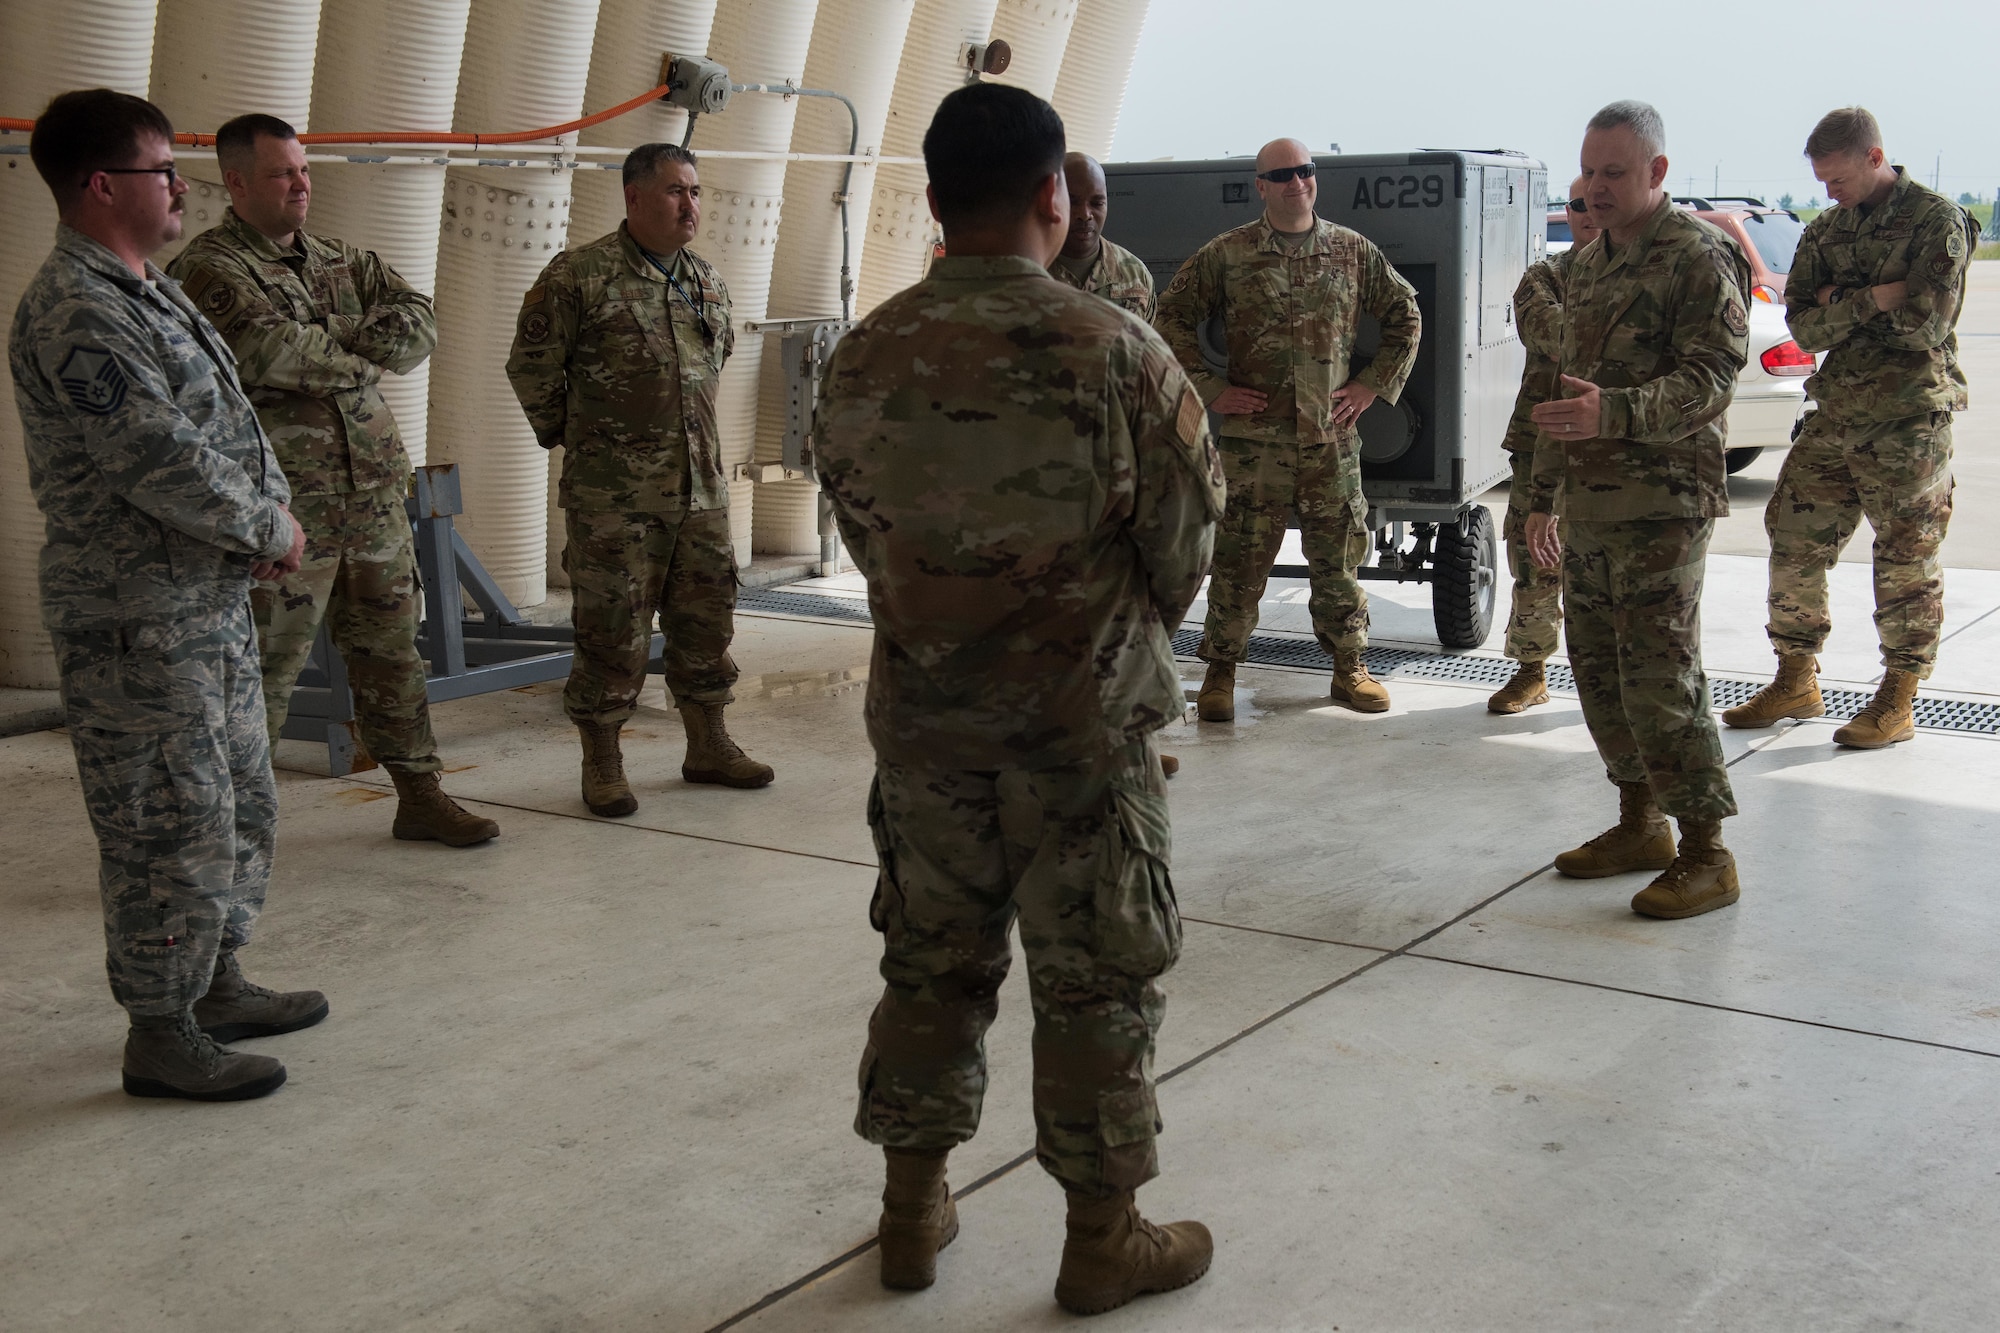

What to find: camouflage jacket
left=167, top=208, right=433, bottom=496
left=10, top=226, right=292, bottom=633
left=1154, top=214, right=1421, bottom=444
left=814, top=255, right=1225, bottom=771
left=1530, top=201, right=1750, bottom=522
left=1786, top=168, right=1979, bottom=424
left=1502, top=249, right=1576, bottom=454
left=506, top=225, right=733, bottom=514
left=1051, top=236, right=1156, bottom=321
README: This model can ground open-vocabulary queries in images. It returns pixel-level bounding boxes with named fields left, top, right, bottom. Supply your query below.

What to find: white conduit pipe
left=0, top=0, right=160, bottom=689
left=695, top=0, right=825, bottom=569
left=1048, top=0, right=1150, bottom=159
left=307, top=0, right=471, bottom=471
left=429, top=0, right=601, bottom=608
left=751, top=0, right=917, bottom=558
left=986, top=0, right=1080, bottom=100
left=854, top=0, right=997, bottom=318
left=554, top=0, right=721, bottom=587
left=147, top=0, right=324, bottom=268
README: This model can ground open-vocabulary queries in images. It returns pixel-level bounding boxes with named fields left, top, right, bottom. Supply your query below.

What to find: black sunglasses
left=1257, top=163, right=1316, bottom=184
left=1567, top=197, right=1588, bottom=213
left=90, top=165, right=180, bottom=188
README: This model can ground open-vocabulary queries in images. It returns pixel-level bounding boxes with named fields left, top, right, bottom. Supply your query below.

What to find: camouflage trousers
left=51, top=603, right=275, bottom=1017
left=1764, top=410, right=1955, bottom=678
left=855, top=736, right=1180, bottom=1198
left=254, top=485, right=439, bottom=774
left=1502, top=451, right=1563, bottom=663
left=563, top=505, right=737, bottom=725
left=1564, top=519, right=1736, bottom=821
left=1200, top=434, right=1372, bottom=662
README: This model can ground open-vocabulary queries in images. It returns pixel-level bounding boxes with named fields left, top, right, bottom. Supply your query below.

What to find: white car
left=1724, top=292, right=1815, bottom=472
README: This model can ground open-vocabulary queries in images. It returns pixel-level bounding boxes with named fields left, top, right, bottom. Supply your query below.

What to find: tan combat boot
left=1722, top=654, right=1823, bottom=729
left=1833, top=668, right=1920, bottom=749
left=1632, top=818, right=1740, bottom=919
left=1488, top=660, right=1549, bottom=714
left=1328, top=651, right=1390, bottom=713
left=1054, top=1188, right=1214, bottom=1316
left=1159, top=754, right=1180, bottom=779
left=578, top=721, right=638, bottom=817
left=677, top=702, right=775, bottom=788
left=1196, top=663, right=1235, bottom=722
left=1553, top=780, right=1677, bottom=878
left=390, top=769, right=500, bottom=846
left=193, top=951, right=329, bottom=1044
left=123, top=1010, right=287, bottom=1102
left=878, top=1148, right=959, bottom=1290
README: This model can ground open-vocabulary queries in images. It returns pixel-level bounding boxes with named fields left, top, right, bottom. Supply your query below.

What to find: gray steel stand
left=278, top=463, right=664, bottom=776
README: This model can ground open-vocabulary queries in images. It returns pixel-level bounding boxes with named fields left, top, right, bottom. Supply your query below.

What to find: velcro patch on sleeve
left=521, top=284, right=545, bottom=308
left=1722, top=298, right=1748, bottom=336
left=1175, top=384, right=1205, bottom=448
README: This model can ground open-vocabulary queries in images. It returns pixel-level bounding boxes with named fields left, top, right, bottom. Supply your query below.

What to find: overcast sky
left=1112, top=0, right=1998, bottom=207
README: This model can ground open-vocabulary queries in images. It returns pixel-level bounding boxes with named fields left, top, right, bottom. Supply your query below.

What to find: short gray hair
left=1586, top=100, right=1665, bottom=158
left=623, top=142, right=697, bottom=189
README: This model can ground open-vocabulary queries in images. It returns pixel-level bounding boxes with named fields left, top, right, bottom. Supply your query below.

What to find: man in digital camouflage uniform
left=169, top=114, right=496, bottom=846
left=1155, top=138, right=1421, bottom=721
left=1526, top=101, right=1750, bottom=920
left=1722, top=106, right=1979, bottom=748
left=506, top=142, right=771, bottom=818
left=1051, top=153, right=1155, bottom=320
left=12, top=90, right=327, bottom=1100
left=815, top=84, right=1222, bottom=1316
left=1488, top=177, right=1603, bottom=714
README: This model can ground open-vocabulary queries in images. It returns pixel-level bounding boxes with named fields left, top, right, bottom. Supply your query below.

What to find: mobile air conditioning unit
left=1101, top=150, right=1547, bottom=648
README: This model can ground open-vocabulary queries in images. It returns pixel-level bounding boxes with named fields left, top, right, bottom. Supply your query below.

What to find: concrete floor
left=4, top=270, right=1999, bottom=1331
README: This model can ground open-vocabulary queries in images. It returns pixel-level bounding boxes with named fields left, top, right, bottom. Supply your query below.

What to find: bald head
left=1061, top=152, right=1109, bottom=260
left=1253, top=137, right=1317, bottom=230
left=1255, top=138, right=1311, bottom=173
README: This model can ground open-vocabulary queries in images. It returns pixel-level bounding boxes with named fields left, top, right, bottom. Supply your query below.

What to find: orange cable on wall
left=0, top=81, right=672, bottom=147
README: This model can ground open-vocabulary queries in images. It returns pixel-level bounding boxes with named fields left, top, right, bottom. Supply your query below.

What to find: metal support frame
left=278, top=463, right=664, bottom=776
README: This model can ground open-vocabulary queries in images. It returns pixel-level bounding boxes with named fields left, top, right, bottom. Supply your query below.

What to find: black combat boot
left=193, top=950, right=329, bottom=1043
left=124, top=1010, right=287, bottom=1102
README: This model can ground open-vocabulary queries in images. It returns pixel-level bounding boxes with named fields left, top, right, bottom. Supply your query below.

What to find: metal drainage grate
left=738, top=588, right=874, bottom=623
left=742, top=589, right=2000, bottom=735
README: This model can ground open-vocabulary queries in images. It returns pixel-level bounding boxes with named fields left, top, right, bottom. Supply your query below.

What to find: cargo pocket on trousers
left=1098, top=1083, right=1163, bottom=1146
left=864, top=774, right=904, bottom=939
left=1092, top=778, right=1182, bottom=979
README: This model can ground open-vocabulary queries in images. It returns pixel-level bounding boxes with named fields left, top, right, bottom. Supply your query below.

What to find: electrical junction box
left=1101, top=151, right=1546, bottom=526
left=661, top=53, right=733, bottom=115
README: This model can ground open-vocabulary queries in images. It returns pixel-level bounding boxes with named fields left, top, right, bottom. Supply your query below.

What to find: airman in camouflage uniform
left=1488, top=181, right=1602, bottom=714
left=11, top=90, right=327, bottom=1101
left=1527, top=101, right=1749, bottom=921
left=1724, top=107, right=1979, bottom=749
left=168, top=114, right=496, bottom=846
left=1155, top=138, right=1421, bottom=720
left=815, top=84, right=1220, bottom=1314
left=507, top=142, right=770, bottom=818
left=1050, top=153, right=1156, bottom=321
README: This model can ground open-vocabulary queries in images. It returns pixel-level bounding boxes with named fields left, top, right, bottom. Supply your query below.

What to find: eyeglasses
left=1257, top=163, right=1316, bottom=184
left=89, top=165, right=179, bottom=188
left=1567, top=197, right=1588, bottom=213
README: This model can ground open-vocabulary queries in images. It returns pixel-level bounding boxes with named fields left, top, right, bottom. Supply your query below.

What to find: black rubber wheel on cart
left=1725, top=446, right=1764, bottom=475
left=1432, top=505, right=1497, bottom=650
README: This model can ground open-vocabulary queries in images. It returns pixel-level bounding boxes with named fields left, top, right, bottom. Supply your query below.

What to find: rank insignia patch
left=56, top=346, right=128, bottom=415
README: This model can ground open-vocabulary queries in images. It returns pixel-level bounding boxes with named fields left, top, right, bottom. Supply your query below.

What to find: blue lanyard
left=642, top=247, right=703, bottom=320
